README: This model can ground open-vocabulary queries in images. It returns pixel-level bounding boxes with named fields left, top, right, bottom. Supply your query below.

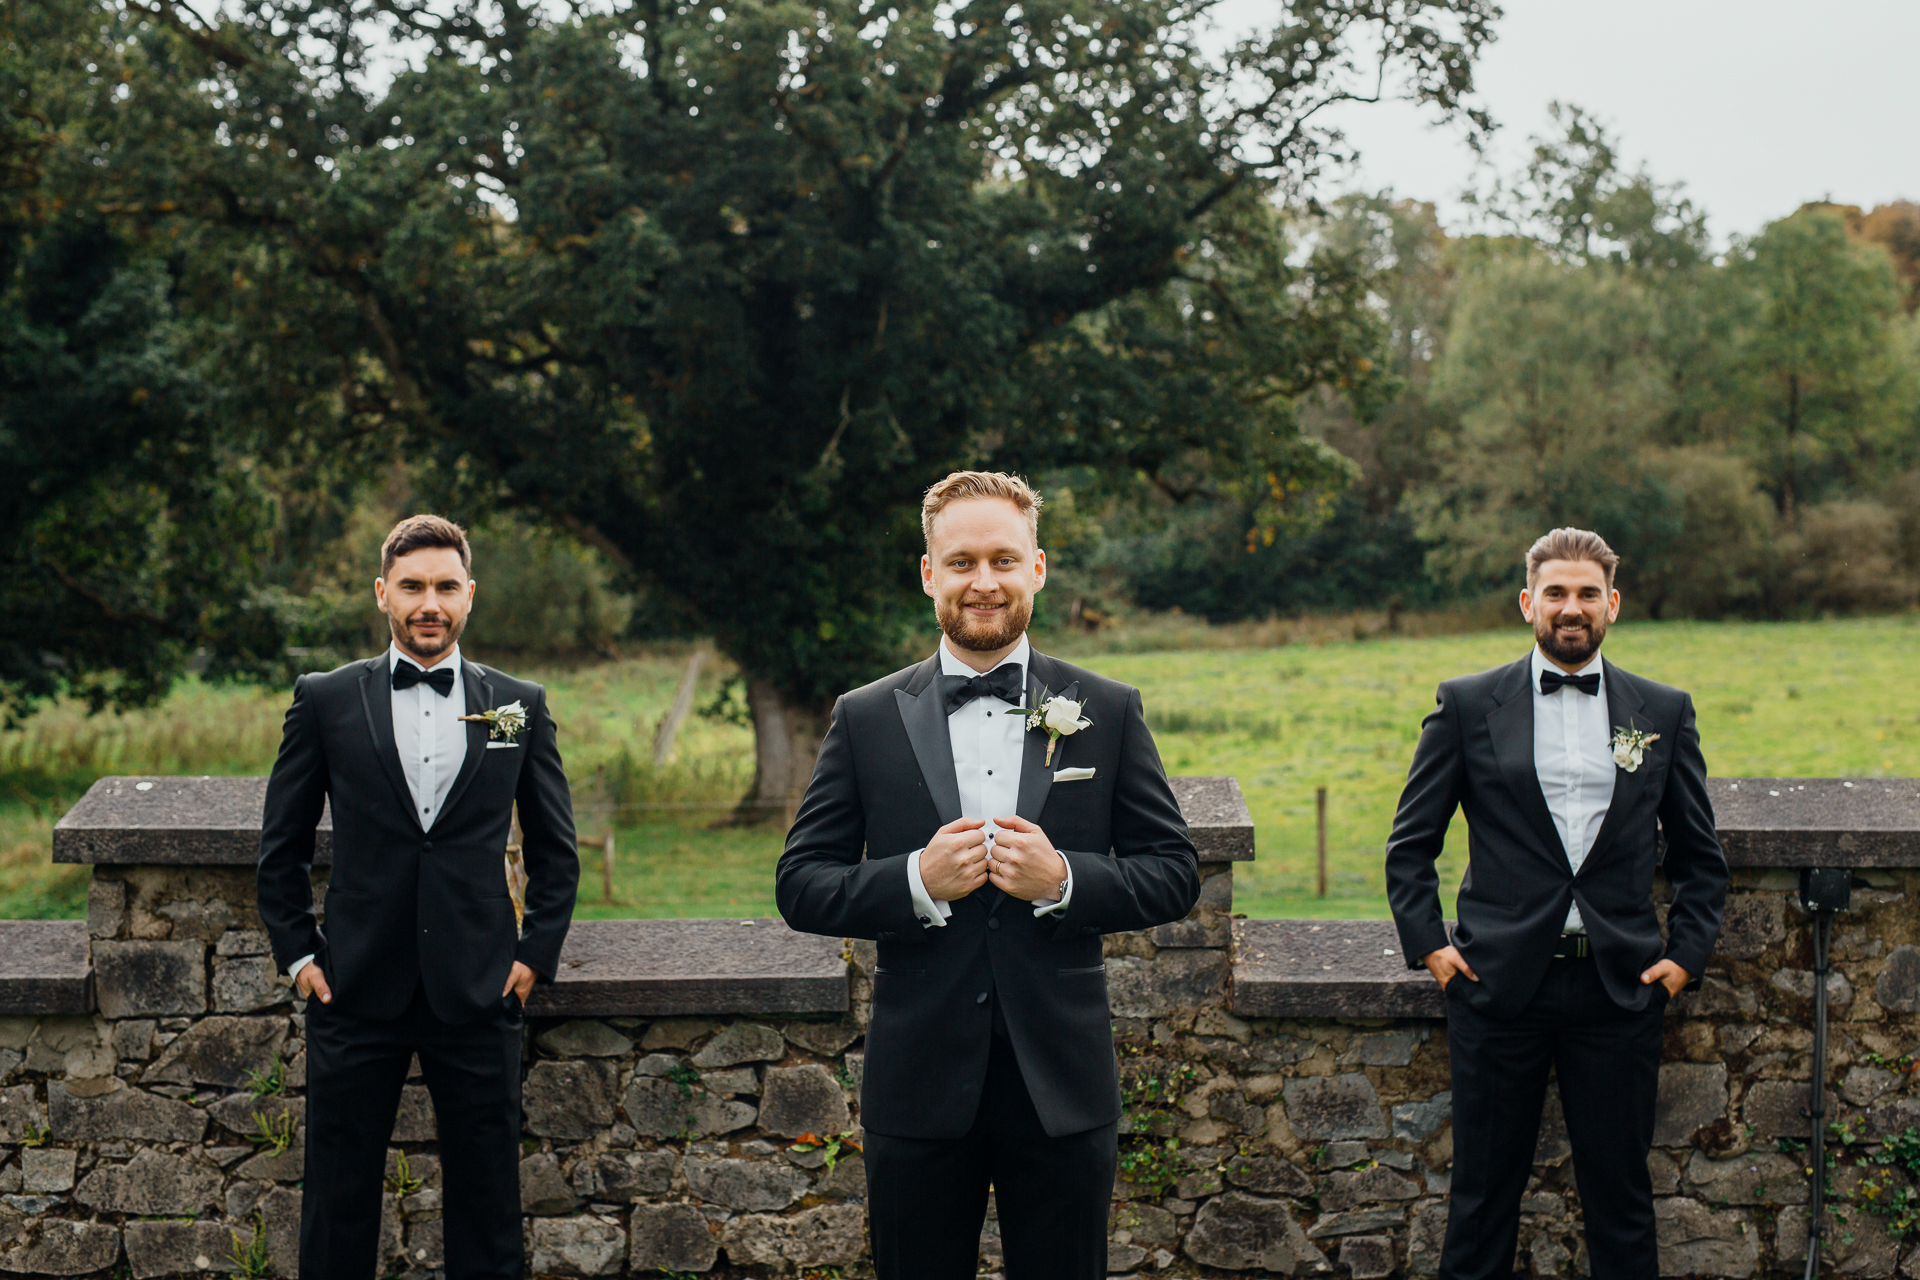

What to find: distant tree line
left=1065, top=106, right=1920, bottom=623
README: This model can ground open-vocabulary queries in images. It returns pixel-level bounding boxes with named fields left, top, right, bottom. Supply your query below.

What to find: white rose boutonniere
left=1610, top=724, right=1660, bottom=773
left=460, top=699, right=529, bottom=742
left=1012, top=689, right=1092, bottom=766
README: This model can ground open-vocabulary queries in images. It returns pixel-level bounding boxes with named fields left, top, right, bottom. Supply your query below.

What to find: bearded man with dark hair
left=257, top=514, right=579, bottom=1280
left=1384, top=526, right=1728, bottom=1280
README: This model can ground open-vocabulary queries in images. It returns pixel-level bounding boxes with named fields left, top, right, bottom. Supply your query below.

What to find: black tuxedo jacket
left=1385, top=654, right=1726, bottom=1020
left=257, top=656, right=579, bottom=1024
left=777, top=649, right=1200, bottom=1140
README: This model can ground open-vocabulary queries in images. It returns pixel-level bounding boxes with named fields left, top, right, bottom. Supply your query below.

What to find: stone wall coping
left=526, top=918, right=851, bottom=1016
left=1231, top=918, right=1444, bottom=1020
left=52, top=773, right=1253, bottom=865
left=52, top=777, right=334, bottom=865
left=0, top=920, right=92, bottom=1015
left=1713, top=778, right=1920, bottom=866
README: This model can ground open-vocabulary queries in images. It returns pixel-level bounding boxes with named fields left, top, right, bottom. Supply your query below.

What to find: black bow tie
left=1540, top=669, right=1600, bottom=697
left=393, top=661, right=456, bottom=697
left=942, top=663, right=1024, bottom=714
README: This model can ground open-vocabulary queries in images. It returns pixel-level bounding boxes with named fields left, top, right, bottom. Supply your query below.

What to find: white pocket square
left=485, top=742, right=521, bottom=750
left=1053, top=766, right=1096, bottom=783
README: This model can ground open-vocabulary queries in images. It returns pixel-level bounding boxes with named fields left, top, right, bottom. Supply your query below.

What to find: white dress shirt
left=290, top=643, right=467, bottom=983
left=1530, top=646, right=1615, bottom=934
left=906, top=635, right=1073, bottom=927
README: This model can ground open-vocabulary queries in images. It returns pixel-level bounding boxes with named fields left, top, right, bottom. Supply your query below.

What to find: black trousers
left=864, top=1032, right=1117, bottom=1280
left=1440, top=958, right=1668, bottom=1280
left=301, top=983, right=525, bottom=1280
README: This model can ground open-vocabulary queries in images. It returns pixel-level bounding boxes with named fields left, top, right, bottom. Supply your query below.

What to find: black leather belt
left=1552, top=934, right=1591, bottom=960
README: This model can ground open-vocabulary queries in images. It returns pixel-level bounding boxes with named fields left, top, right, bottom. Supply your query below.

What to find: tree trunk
left=728, top=678, right=832, bottom=828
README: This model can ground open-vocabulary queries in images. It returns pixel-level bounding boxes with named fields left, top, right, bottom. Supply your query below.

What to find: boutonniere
left=1011, top=689, right=1092, bottom=766
left=1610, top=724, right=1660, bottom=773
left=460, top=700, right=528, bottom=741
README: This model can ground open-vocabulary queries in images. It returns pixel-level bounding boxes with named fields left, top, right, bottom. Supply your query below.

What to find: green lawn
left=3, top=616, right=1915, bottom=922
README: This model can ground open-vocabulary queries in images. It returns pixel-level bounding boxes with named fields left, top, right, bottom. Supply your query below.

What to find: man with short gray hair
left=1384, top=527, right=1727, bottom=1280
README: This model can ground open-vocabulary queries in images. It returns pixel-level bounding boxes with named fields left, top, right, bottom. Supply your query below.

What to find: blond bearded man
left=777, top=472, right=1200, bottom=1279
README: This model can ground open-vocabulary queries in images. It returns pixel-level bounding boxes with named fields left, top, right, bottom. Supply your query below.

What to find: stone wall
left=0, top=775, right=1917, bottom=1278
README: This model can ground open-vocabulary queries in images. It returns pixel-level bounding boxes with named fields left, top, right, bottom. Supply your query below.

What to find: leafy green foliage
left=6, top=0, right=1493, bottom=741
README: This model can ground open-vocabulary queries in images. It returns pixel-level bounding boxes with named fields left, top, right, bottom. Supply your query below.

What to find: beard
left=1536, top=610, right=1606, bottom=666
left=937, top=594, right=1033, bottom=653
left=390, top=609, right=466, bottom=661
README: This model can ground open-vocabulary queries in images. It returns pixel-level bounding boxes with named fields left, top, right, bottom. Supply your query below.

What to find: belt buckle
left=1557, top=934, right=1589, bottom=960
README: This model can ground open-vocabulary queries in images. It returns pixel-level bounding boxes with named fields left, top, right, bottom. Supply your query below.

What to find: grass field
left=3, top=615, right=1916, bottom=922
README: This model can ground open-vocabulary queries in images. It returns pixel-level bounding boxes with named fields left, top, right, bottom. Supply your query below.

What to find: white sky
left=1218, top=0, right=1920, bottom=244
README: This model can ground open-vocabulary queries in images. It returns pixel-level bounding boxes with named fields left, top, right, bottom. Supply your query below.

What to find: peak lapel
left=1580, top=662, right=1649, bottom=871
left=1484, top=656, right=1568, bottom=869
left=894, top=655, right=962, bottom=826
left=359, top=659, right=425, bottom=833
left=439, top=662, right=493, bottom=821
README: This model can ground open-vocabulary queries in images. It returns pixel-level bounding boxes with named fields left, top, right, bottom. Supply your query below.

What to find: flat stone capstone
left=1711, top=778, right=1920, bottom=866
left=1232, top=919, right=1443, bottom=1019
left=53, top=777, right=330, bottom=865
left=1167, top=776, right=1254, bottom=863
left=0, top=921, right=91, bottom=1014
left=525, top=920, right=850, bottom=1017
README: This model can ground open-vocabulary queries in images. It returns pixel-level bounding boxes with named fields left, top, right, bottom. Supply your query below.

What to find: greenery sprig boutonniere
left=1011, top=689, right=1092, bottom=766
left=1610, top=724, right=1660, bottom=773
left=460, top=700, right=529, bottom=741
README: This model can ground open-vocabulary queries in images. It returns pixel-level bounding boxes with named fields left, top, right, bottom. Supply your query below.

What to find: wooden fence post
left=1316, top=786, right=1328, bottom=899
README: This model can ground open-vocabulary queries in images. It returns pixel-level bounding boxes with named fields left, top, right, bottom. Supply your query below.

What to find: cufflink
left=918, top=916, right=930, bottom=925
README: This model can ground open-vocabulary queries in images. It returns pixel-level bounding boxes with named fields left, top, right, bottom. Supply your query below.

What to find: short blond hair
left=1526, top=527, right=1620, bottom=589
left=921, top=471, right=1043, bottom=549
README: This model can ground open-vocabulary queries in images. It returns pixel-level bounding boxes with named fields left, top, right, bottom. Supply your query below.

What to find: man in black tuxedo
left=777, top=471, right=1200, bottom=1280
left=257, top=514, right=579, bottom=1280
left=1385, top=527, right=1727, bottom=1280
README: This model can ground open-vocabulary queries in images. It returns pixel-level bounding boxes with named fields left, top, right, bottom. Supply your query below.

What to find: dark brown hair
left=1526, top=527, right=1620, bottom=589
left=380, top=514, right=471, bottom=578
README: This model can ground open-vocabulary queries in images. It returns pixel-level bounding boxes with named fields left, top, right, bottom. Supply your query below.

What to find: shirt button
left=988, top=918, right=1001, bottom=931
left=976, top=992, right=989, bottom=1004
left=986, top=769, right=993, bottom=776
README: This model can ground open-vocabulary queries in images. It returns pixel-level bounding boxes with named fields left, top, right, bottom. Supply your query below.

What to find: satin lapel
left=894, top=656, right=962, bottom=826
left=359, top=659, right=425, bottom=833
left=1581, top=662, right=1648, bottom=870
left=1015, top=656, right=1075, bottom=823
left=438, top=662, right=494, bottom=821
left=1485, top=656, right=1568, bottom=869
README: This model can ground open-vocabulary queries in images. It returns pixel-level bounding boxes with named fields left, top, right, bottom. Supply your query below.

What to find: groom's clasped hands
left=919, top=814, right=1066, bottom=902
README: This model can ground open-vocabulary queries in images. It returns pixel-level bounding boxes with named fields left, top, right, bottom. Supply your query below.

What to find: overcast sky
left=1224, top=0, right=1920, bottom=245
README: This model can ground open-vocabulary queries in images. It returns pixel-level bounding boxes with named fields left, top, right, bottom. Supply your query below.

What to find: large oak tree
left=10, top=0, right=1497, bottom=812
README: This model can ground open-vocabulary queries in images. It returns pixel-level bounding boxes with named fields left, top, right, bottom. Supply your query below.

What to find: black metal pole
left=1804, top=908, right=1832, bottom=1280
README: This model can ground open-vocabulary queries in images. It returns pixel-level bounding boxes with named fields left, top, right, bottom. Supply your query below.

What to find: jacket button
left=976, top=991, right=989, bottom=1004
left=988, top=918, right=1001, bottom=931
left=422, top=841, right=433, bottom=851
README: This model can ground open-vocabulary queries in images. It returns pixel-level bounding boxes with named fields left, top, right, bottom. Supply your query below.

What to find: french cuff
left=288, top=954, right=315, bottom=981
left=1032, top=853, right=1075, bottom=918
left=905, top=849, right=953, bottom=929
